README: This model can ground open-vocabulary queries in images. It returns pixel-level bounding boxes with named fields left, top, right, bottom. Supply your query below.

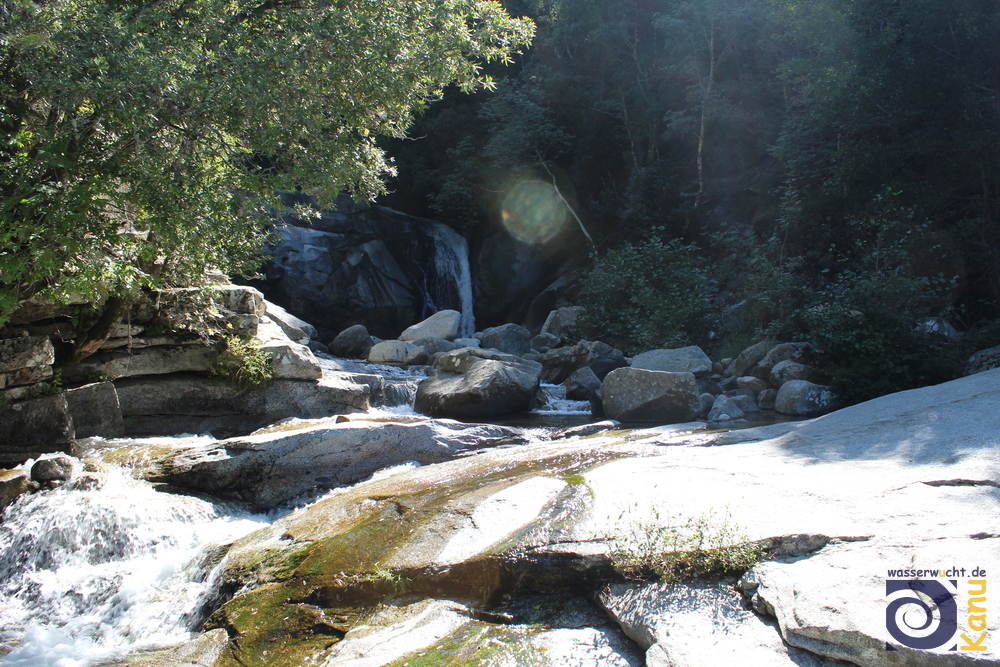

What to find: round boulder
left=631, top=346, right=713, bottom=377
left=330, top=324, right=375, bottom=358
left=600, top=368, right=700, bottom=423
left=775, top=380, right=838, bottom=417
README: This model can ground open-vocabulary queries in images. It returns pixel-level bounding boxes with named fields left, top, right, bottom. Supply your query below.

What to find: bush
left=577, top=237, right=717, bottom=355
left=209, top=336, right=274, bottom=390
left=803, top=270, right=961, bottom=404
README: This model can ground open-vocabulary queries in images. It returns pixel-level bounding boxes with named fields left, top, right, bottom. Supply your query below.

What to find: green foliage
left=0, top=0, right=534, bottom=328
left=577, top=236, right=717, bottom=355
left=208, top=335, right=273, bottom=389
left=610, top=506, right=763, bottom=583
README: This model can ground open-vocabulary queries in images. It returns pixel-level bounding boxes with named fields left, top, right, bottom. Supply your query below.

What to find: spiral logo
left=885, top=579, right=958, bottom=650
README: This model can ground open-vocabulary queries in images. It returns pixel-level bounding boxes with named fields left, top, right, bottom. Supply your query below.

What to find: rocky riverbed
left=2, top=366, right=998, bottom=666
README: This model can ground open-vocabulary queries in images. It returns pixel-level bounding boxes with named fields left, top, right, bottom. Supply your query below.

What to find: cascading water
left=0, top=447, right=269, bottom=667
left=426, top=222, right=475, bottom=338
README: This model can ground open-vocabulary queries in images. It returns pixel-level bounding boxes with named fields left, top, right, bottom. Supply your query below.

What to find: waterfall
left=427, top=223, right=475, bottom=338
left=0, top=451, right=269, bottom=667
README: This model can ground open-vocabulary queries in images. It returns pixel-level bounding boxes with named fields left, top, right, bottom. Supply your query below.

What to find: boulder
left=399, top=309, right=462, bottom=342
left=263, top=300, right=318, bottom=341
left=453, top=337, right=480, bottom=348
left=537, top=345, right=581, bottom=384
left=757, top=388, right=778, bottom=410
left=729, top=340, right=776, bottom=377
left=64, top=382, right=124, bottom=438
left=259, top=341, right=322, bottom=380
left=368, top=340, right=423, bottom=365
left=474, top=323, right=532, bottom=356
left=409, top=336, right=464, bottom=359
left=752, top=342, right=813, bottom=381
left=0, top=394, right=74, bottom=466
left=31, top=454, right=76, bottom=484
left=707, top=394, right=744, bottom=422
left=600, top=368, right=700, bottom=422
left=729, top=394, right=759, bottom=413
left=0, top=469, right=30, bottom=512
left=329, top=324, right=376, bottom=358
left=540, top=306, right=584, bottom=343
left=769, top=360, right=820, bottom=387
left=695, top=377, right=723, bottom=396
left=0, top=335, right=55, bottom=373
left=414, top=354, right=542, bottom=420
left=735, top=376, right=768, bottom=393
left=564, top=366, right=602, bottom=401
left=1, top=364, right=53, bottom=389
left=530, top=331, right=562, bottom=351
left=578, top=340, right=628, bottom=380
left=966, top=343, right=1000, bottom=376
left=697, top=393, right=715, bottom=419
left=774, top=380, right=837, bottom=416
left=148, top=418, right=529, bottom=510
left=631, top=346, right=712, bottom=377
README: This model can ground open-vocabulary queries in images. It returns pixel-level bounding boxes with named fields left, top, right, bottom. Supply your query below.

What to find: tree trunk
left=67, top=296, right=131, bottom=365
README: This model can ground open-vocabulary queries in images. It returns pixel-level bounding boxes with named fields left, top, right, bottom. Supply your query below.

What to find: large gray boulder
left=474, top=323, right=532, bottom=356
left=775, top=380, right=837, bottom=416
left=600, top=368, right=700, bottom=422
left=631, top=346, right=712, bottom=377
left=564, top=366, right=602, bottom=401
left=259, top=340, right=322, bottom=380
left=707, top=394, right=744, bottom=422
left=541, top=306, right=584, bottom=343
left=263, top=300, right=318, bottom=342
left=769, top=360, right=820, bottom=387
left=64, top=381, right=124, bottom=438
left=399, top=310, right=462, bottom=342
left=329, top=324, right=376, bottom=359
left=368, top=339, right=423, bottom=366
left=148, top=418, right=528, bottom=510
left=414, top=350, right=542, bottom=420
left=728, top=339, right=777, bottom=377
left=753, top=342, right=813, bottom=381
left=0, top=394, right=74, bottom=466
left=966, top=343, right=1000, bottom=375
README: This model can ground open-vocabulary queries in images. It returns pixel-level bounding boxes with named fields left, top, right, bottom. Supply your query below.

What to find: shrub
left=209, top=336, right=274, bottom=390
left=577, top=236, right=717, bottom=355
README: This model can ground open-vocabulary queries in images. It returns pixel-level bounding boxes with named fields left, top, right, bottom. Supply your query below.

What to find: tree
left=0, top=0, right=534, bottom=348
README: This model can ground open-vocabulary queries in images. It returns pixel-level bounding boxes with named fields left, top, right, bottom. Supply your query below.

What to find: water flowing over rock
left=260, top=194, right=475, bottom=341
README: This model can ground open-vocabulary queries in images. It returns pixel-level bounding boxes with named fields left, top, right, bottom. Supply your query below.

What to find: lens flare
left=501, top=180, right=568, bottom=245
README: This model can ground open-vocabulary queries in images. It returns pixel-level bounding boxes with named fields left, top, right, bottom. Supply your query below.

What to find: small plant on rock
left=609, top=506, right=763, bottom=583
left=209, top=335, right=273, bottom=389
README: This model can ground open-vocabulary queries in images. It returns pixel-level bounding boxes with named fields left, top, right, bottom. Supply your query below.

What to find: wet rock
left=475, top=323, right=532, bottom=356
left=564, top=366, right=601, bottom=401
left=707, top=394, right=744, bottom=422
left=400, top=309, right=462, bottom=342
left=630, top=346, right=713, bottom=377
left=368, top=340, right=423, bottom=365
left=541, top=306, right=583, bottom=343
left=148, top=418, right=529, bottom=510
left=757, top=388, right=778, bottom=410
left=775, top=380, right=837, bottom=417
left=31, top=454, right=76, bottom=484
left=415, top=350, right=542, bottom=420
left=329, top=324, right=376, bottom=358
left=64, top=381, right=124, bottom=439
left=556, top=420, right=621, bottom=439
left=601, top=368, right=700, bottom=423
left=0, top=394, right=75, bottom=466
left=121, top=628, right=230, bottom=667
left=0, top=469, right=30, bottom=512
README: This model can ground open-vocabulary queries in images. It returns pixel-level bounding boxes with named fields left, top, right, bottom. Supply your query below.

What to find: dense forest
left=380, top=0, right=1000, bottom=402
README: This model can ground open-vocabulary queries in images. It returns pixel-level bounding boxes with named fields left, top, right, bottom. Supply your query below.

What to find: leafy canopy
left=0, top=0, right=533, bottom=327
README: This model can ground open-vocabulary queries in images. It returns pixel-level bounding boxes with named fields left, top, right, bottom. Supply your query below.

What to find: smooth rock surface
left=367, top=339, right=423, bottom=365
left=631, top=346, right=713, bottom=377
left=564, top=366, right=602, bottom=401
left=399, top=309, right=462, bottom=342
left=474, top=323, right=532, bottom=356
left=260, top=340, right=323, bottom=380
left=0, top=394, right=74, bottom=466
left=329, top=324, right=376, bottom=359
left=414, top=356, right=541, bottom=419
left=601, top=368, right=700, bottom=422
left=64, top=381, right=124, bottom=438
left=774, top=380, right=837, bottom=416
left=264, top=300, right=318, bottom=342
left=149, top=418, right=529, bottom=510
